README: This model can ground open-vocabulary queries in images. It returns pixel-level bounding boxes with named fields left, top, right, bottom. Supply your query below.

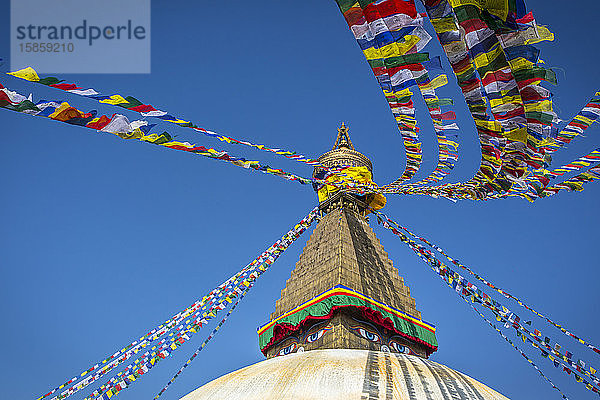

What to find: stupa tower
left=258, top=123, right=437, bottom=358
left=181, top=125, right=510, bottom=400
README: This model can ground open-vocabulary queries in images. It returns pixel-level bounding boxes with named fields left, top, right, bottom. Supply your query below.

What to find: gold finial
left=333, top=122, right=354, bottom=150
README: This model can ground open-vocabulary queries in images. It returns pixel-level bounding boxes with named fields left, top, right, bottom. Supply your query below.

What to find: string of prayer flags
left=390, top=0, right=510, bottom=199
left=521, top=148, right=600, bottom=201
left=544, top=92, right=600, bottom=152
left=374, top=211, right=582, bottom=393
left=381, top=213, right=600, bottom=359
left=440, top=2, right=537, bottom=192
left=5, top=67, right=326, bottom=171
left=3, top=69, right=383, bottom=197
left=465, top=298, right=570, bottom=399
left=374, top=210, right=600, bottom=395
left=106, top=288, right=251, bottom=400
left=377, top=215, right=600, bottom=394
left=335, top=0, right=463, bottom=188
left=84, top=208, right=318, bottom=400
left=539, top=163, right=600, bottom=199
left=5, top=68, right=390, bottom=197
left=38, top=207, right=319, bottom=400
left=403, top=67, right=460, bottom=186
left=152, top=288, right=249, bottom=399
left=381, top=0, right=563, bottom=201
left=0, top=83, right=385, bottom=199
left=333, top=0, right=430, bottom=183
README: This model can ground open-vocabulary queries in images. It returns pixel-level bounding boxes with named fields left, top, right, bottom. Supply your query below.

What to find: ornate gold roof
left=313, top=123, right=373, bottom=178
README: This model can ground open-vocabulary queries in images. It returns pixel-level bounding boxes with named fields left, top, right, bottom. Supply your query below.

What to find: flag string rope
left=82, top=208, right=318, bottom=400
left=50, top=261, right=260, bottom=400
left=5, top=67, right=324, bottom=166
left=80, top=208, right=319, bottom=400
left=152, top=285, right=250, bottom=400
left=373, top=209, right=600, bottom=397
left=535, top=162, right=600, bottom=199
left=3, top=70, right=385, bottom=196
left=518, top=148, right=600, bottom=201
left=36, top=207, right=319, bottom=400
left=0, top=83, right=381, bottom=198
left=72, top=209, right=317, bottom=400
left=5, top=66, right=380, bottom=190
left=464, top=297, right=569, bottom=399
left=36, top=281, right=222, bottom=399
left=543, top=92, right=600, bottom=155
left=380, top=213, right=600, bottom=358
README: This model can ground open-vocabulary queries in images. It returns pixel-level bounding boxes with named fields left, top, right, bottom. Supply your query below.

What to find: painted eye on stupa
left=277, top=342, right=297, bottom=356
left=352, top=326, right=381, bottom=343
left=389, top=341, right=414, bottom=355
left=304, top=326, right=332, bottom=343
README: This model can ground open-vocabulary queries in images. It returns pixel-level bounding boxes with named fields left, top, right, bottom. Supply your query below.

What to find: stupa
left=181, top=124, right=510, bottom=400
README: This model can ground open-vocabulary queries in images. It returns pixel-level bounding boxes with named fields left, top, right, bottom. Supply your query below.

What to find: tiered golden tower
left=257, top=124, right=438, bottom=359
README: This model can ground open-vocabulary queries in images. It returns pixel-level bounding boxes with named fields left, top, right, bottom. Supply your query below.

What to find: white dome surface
left=180, top=349, right=509, bottom=400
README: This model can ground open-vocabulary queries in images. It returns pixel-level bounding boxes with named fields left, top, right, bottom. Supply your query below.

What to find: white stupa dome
left=180, top=349, right=509, bottom=400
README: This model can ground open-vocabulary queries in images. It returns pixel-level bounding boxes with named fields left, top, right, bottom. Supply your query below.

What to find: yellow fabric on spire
left=317, top=166, right=386, bottom=211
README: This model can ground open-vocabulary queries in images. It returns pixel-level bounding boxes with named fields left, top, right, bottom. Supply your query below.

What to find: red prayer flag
left=50, top=83, right=82, bottom=91
left=516, top=12, right=535, bottom=24
left=129, top=104, right=156, bottom=113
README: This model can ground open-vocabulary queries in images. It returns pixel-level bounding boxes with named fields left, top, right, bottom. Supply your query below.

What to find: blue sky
left=1, top=1, right=599, bottom=399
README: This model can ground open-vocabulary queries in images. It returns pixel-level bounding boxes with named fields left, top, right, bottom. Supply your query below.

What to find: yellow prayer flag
left=99, top=94, right=129, bottom=105
left=574, top=115, right=595, bottom=125
left=217, top=136, right=235, bottom=143
left=431, top=17, right=458, bottom=33
left=448, top=0, right=510, bottom=21
left=8, top=66, right=40, bottom=82
left=489, top=95, right=522, bottom=110
left=362, top=35, right=420, bottom=60
left=507, top=57, right=534, bottom=71
left=162, top=117, right=191, bottom=124
left=421, top=74, right=448, bottom=91
left=473, top=43, right=504, bottom=69
left=48, top=102, right=74, bottom=120
left=504, top=127, right=528, bottom=144
left=475, top=118, right=502, bottom=132
left=524, top=100, right=553, bottom=113
left=395, top=88, right=413, bottom=98
left=162, top=140, right=195, bottom=149
left=525, top=26, right=555, bottom=44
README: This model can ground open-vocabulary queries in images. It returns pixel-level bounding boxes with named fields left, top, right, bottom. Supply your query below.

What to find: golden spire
left=333, top=122, right=354, bottom=150
left=314, top=123, right=372, bottom=177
